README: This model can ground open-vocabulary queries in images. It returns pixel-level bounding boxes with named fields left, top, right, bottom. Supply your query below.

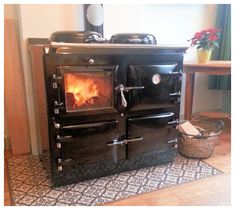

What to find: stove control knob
left=88, top=58, right=95, bottom=64
left=54, top=123, right=60, bottom=129
left=58, top=166, right=63, bottom=171
left=56, top=143, right=61, bottom=148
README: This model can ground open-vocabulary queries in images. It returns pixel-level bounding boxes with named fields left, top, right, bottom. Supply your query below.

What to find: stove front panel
left=43, top=45, right=186, bottom=186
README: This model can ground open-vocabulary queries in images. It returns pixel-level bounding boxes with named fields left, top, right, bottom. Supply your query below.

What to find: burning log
left=66, top=92, right=110, bottom=110
left=65, top=92, right=77, bottom=110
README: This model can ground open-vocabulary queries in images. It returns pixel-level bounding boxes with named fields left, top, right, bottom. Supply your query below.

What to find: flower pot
left=197, top=49, right=212, bottom=63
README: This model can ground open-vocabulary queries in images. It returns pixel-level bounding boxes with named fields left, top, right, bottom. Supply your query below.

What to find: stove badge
left=152, top=74, right=161, bottom=84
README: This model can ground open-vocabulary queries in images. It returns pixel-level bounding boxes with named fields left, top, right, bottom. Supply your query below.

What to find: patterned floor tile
left=76, top=195, right=96, bottom=206
left=165, top=175, right=179, bottom=183
left=93, top=178, right=110, bottom=187
left=15, top=184, right=34, bottom=193
left=45, top=189, right=64, bottom=199
left=70, top=184, right=88, bottom=193
left=115, top=174, right=130, bottom=182
left=102, top=189, right=119, bottom=199
left=91, top=196, right=113, bottom=205
left=57, top=191, right=81, bottom=204
left=137, top=185, right=155, bottom=194
left=83, top=185, right=106, bottom=197
left=107, top=180, right=127, bottom=191
left=27, top=185, right=50, bottom=197
left=145, top=179, right=161, bottom=188
left=7, top=153, right=223, bottom=206
left=127, top=176, right=147, bottom=186
left=31, top=197, right=56, bottom=206
left=134, top=169, right=150, bottom=177
left=124, top=184, right=140, bottom=193
left=12, top=191, right=25, bottom=202
left=115, top=191, right=136, bottom=200
left=147, top=171, right=166, bottom=181
left=16, top=195, right=37, bottom=206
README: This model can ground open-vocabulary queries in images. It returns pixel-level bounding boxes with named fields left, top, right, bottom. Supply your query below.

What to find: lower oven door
left=127, top=63, right=182, bottom=111
left=127, top=112, right=178, bottom=159
left=56, top=120, right=125, bottom=166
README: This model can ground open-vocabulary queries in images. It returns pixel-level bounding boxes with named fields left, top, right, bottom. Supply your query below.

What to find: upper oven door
left=54, top=65, right=118, bottom=116
left=127, top=63, right=182, bottom=111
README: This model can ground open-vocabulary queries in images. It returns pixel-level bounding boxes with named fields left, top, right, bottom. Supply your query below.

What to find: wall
left=103, top=4, right=223, bottom=115
left=19, top=4, right=84, bottom=38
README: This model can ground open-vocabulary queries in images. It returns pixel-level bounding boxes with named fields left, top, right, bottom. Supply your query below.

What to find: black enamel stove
left=43, top=32, right=187, bottom=187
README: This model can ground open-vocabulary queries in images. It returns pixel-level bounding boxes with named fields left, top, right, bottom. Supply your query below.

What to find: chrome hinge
left=57, top=135, right=73, bottom=143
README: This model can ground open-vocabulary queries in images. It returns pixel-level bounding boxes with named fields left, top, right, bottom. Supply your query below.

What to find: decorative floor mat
left=7, top=153, right=223, bottom=206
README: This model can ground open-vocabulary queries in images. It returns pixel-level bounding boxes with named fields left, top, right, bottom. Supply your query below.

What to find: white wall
left=103, top=4, right=223, bottom=115
left=19, top=4, right=84, bottom=38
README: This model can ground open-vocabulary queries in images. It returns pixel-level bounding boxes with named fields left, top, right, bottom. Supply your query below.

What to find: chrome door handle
left=107, top=137, right=143, bottom=146
left=169, top=91, right=181, bottom=96
left=115, top=84, right=127, bottom=107
left=168, top=138, right=178, bottom=143
left=125, top=137, right=143, bottom=143
left=168, top=119, right=179, bottom=125
left=120, top=86, right=128, bottom=107
left=169, top=70, right=182, bottom=74
left=124, top=86, right=145, bottom=92
left=115, top=84, right=145, bottom=107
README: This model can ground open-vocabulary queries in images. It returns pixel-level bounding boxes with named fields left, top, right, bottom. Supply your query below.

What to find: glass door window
left=64, top=71, right=113, bottom=112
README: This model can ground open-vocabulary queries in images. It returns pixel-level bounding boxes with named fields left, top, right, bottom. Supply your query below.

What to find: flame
left=64, top=73, right=99, bottom=108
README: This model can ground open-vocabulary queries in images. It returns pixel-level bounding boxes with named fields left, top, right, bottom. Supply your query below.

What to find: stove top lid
left=110, top=33, right=157, bottom=45
left=50, top=31, right=107, bottom=43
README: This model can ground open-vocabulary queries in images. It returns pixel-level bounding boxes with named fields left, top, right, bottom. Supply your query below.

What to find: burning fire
left=64, top=73, right=100, bottom=109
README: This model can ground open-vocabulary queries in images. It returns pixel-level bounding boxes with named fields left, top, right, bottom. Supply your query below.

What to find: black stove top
left=50, top=31, right=157, bottom=45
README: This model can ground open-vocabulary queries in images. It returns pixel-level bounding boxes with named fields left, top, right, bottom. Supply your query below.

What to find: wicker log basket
left=177, top=120, right=224, bottom=159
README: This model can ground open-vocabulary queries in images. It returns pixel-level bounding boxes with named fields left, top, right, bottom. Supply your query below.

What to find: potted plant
left=188, top=28, right=221, bottom=63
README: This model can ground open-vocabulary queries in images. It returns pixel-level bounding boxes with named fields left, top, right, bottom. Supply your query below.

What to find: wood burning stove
left=43, top=32, right=187, bottom=187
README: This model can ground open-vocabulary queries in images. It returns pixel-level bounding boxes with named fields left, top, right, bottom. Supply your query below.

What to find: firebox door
left=53, top=65, right=118, bottom=115
left=127, top=63, right=182, bottom=111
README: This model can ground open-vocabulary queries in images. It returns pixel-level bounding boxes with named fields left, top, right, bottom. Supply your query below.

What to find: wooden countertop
left=183, top=61, right=231, bottom=75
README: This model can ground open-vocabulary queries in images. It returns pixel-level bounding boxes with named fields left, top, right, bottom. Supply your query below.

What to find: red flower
left=188, top=28, right=221, bottom=50
left=209, top=34, right=218, bottom=41
left=194, top=32, right=202, bottom=40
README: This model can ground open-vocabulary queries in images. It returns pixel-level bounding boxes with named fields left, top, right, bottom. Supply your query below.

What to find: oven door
left=53, top=65, right=118, bottom=116
left=127, top=112, right=178, bottom=159
left=55, top=120, right=125, bottom=167
left=127, top=63, right=182, bottom=111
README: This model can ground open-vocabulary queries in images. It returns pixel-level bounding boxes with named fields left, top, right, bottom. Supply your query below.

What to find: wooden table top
left=183, top=60, right=231, bottom=75
left=184, top=60, right=231, bottom=68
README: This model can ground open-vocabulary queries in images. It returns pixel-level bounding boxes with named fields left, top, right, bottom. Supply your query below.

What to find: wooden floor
left=4, top=115, right=231, bottom=206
